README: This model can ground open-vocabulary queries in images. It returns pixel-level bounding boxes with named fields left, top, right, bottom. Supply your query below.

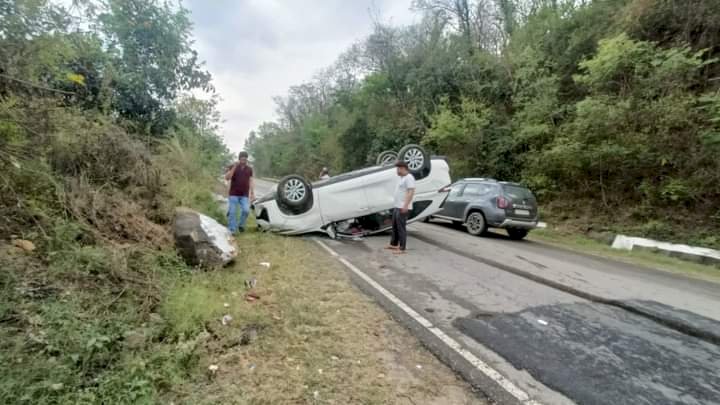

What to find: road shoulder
left=166, top=229, right=482, bottom=404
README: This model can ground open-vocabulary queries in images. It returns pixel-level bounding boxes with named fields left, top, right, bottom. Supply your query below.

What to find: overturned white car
left=254, top=145, right=451, bottom=238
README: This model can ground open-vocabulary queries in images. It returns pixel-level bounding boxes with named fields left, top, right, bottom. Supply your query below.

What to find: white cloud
left=185, top=0, right=417, bottom=152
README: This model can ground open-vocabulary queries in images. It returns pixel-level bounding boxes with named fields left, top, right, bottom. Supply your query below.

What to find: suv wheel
left=507, top=228, right=529, bottom=240
left=466, top=212, right=487, bottom=236
left=277, top=175, right=313, bottom=213
left=377, top=150, right=398, bottom=166
left=398, top=144, right=430, bottom=178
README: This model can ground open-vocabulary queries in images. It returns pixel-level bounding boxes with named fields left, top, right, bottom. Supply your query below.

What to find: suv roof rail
left=462, top=177, right=497, bottom=182
left=498, top=181, right=524, bottom=186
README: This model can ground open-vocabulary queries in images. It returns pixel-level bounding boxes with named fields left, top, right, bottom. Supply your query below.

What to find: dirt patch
left=65, top=178, right=171, bottom=249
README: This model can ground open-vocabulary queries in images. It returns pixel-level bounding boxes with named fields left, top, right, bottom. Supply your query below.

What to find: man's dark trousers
left=390, top=208, right=408, bottom=250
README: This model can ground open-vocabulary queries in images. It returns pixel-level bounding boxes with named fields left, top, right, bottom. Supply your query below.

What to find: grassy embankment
left=530, top=228, right=720, bottom=282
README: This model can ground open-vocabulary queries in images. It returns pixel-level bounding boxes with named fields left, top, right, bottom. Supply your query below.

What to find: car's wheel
left=465, top=212, right=487, bottom=236
left=398, top=144, right=430, bottom=177
left=277, top=175, right=312, bottom=213
left=507, top=228, right=529, bottom=240
left=377, top=150, right=398, bottom=166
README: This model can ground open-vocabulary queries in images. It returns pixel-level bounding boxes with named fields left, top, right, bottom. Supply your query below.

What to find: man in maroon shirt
left=224, top=151, right=255, bottom=233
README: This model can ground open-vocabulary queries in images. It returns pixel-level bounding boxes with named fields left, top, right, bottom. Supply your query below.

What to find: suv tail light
left=497, top=196, right=509, bottom=209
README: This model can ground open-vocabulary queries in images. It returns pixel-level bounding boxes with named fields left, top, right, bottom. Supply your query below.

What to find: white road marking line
left=315, top=239, right=541, bottom=405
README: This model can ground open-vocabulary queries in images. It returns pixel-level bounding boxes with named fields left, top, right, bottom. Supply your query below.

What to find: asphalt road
left=253, top=178, right=720, bottom=404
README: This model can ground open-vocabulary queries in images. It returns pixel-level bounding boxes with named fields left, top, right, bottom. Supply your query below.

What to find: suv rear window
left=501, top=184, right=534, bottom=200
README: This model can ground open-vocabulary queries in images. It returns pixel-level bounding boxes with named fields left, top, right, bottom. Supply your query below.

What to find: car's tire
left=377, top=150, right=398, bottom=166
left=277, top=175, right=313, bottom=213
left=507, top=228, right=529, bottom=240
left=398, top=144, right=430, bottom=177
left=465, top=212, right=487, bottom=236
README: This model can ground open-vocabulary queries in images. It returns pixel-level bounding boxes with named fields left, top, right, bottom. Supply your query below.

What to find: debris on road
left=12, top=239, right=36, bottom=252
left=221, top=315, right=233, bottom=326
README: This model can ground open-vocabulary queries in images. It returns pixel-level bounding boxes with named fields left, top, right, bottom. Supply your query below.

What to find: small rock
left=208, top=364, right=219, bottom=375
left=313, top=391, right=319, bottom=399
left=50, top=383, right=63, bottom=391
left=12, top=239, right=35, bottom=252
left=259, top=262, right=271, bottom=269
left=331, top=355, right=339, bottom=361
left=537, top=319, right=549, bottom=326
left=416, top=364, right=423, bottom=370
left=223, top=303, right=230, bottom=308
left=377, top=373, right=385, bottom=379
left=318, top=368, right=323, bottom=374
left=248, top=364, right=256, bottom=371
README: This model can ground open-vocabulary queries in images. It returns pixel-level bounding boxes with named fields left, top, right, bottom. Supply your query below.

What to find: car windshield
left=501, top=184, right=534, bottom=200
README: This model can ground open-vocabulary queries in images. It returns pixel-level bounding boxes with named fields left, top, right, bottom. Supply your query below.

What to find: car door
left=317, top=176, right=371, bottom=224
left=460, top=183, right=492, bottom=217
left=438, top=183, right=466, bottom=219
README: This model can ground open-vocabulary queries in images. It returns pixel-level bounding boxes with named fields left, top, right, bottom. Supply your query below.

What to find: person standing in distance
left=385, top=160, right=415, bottom=254
left=319, top=167, right=330, bottom=180
left=225, top=151, right=255, bottom=233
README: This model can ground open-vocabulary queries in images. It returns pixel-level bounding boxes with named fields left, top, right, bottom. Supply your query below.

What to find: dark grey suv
left=428, top=178, right=539, bottom=240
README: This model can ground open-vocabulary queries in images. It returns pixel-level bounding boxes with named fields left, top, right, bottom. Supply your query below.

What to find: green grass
left=0, top=218, right=193, bottom=404
left=530, top=228, right=720, bottom=282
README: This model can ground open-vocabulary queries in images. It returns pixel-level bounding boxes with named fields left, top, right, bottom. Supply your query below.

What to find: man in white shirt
left=385, top=160, right=415, bottom=254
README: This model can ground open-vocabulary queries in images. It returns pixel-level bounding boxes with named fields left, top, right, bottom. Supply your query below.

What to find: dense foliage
left=1, top=1, right=229, bottom=402
left=246, top=0, right=720, bottom=246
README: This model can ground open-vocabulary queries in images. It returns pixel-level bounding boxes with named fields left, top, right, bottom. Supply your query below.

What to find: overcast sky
left=184, top=0, right=417, bottom=153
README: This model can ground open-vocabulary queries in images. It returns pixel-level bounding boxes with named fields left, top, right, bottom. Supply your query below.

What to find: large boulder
left=173, top=207, right=237, bottom=267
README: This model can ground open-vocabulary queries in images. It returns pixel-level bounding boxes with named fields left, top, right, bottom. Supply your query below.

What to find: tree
left=94, top=0, right=213, bottom=134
